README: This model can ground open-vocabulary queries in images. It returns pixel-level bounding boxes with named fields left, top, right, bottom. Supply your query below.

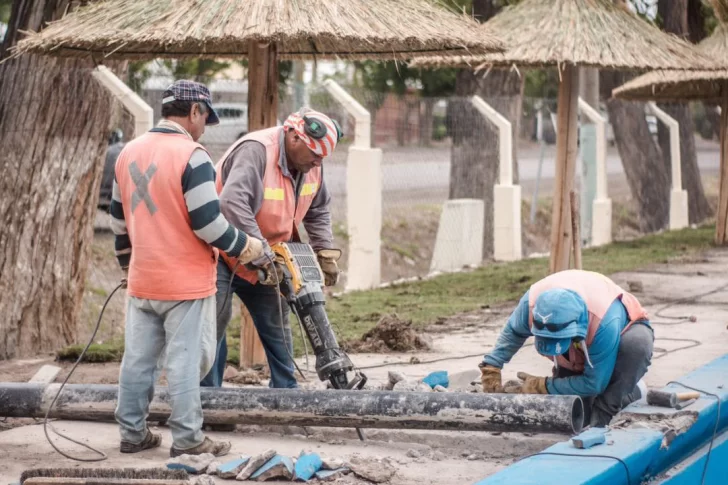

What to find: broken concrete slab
left=349, top=456, right=396, bottom=483
left=192, top=474, right=216, bottom=485
left=321, top=457, right=346, bottom=470
left=251, top=455, right=294, bottom=481
left=205, top=461, right=222, bottom=475
left=166, top=453, right=216, bottom=474
left=235, top=449, right=276, bottom=481
left=386, top=371, right=406, bottom=390
left=217, top=455, right=251, bottom=479
left=422, top=371, right=448, bottom=389
left=28, top=365, right=61, bottom=384
left=392, top=380, right=431, bottom=393
left=315, top=467, right=351, bottom=481
left=294, top=452, right=323, bottom=481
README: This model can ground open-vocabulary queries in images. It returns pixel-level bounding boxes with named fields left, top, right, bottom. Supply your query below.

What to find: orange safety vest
left=115, top=131, right=218, bottom=300
left=215, top=127, right=322, bottom=283
left=527, top=270, right=649, bottom=372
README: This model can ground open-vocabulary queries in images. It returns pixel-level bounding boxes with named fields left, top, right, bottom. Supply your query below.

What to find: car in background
left=201, top=102, right=248, bottom=145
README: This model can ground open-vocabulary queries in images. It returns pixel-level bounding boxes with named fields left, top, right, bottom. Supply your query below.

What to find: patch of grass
left=57, top=339, right=125, bottom=363
left=384, top=240, right=418, bottom=260
left=88, top=286, right=108, bottom=298
left=325, top=225, right=717, bottom=342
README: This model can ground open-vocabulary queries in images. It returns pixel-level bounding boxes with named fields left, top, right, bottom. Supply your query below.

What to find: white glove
left=238, top=236, right=265, bottom=265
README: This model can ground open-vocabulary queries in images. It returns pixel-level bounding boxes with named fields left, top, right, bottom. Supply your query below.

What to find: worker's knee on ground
left=620, top=323, right=655, bottom=362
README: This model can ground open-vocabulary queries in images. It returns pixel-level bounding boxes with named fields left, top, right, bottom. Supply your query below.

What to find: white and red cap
left=283, top=109, right=340, bottom=157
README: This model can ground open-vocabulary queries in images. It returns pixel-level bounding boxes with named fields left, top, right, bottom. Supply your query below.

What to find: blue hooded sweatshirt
left=482, top=291, right=635, bottom=397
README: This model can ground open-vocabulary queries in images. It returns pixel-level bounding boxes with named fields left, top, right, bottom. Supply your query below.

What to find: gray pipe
left=0, top=383, right=584, bottom=434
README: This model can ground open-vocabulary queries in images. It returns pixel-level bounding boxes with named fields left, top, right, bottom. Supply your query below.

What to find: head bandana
left=283, top=109, right=339, bottom=157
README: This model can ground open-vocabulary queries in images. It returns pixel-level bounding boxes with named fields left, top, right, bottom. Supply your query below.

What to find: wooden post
left=240, top=304, right=267, bottom=369
left=242, top=40, right=278, bottom=366
left=716, top=85, right=728, bottom=245
left=570, top=190, right=582, bottom=270
left=248, top=41, right=279, bottom=132
left=549, top=66, right=580, bottom=273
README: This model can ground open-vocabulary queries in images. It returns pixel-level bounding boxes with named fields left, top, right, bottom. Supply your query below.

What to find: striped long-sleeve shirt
left=110, top=137, right=248, bottom=268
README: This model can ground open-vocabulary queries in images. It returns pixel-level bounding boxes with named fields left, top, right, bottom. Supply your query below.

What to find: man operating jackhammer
left=111, top=80, right=264, bottom=457
left=201, top=108, right=343, bottom=393
left=479, top=269, right=654, bottom=427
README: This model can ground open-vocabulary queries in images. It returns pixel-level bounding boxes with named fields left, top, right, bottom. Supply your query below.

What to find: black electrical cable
left=650, top=282, right=728, bottom=325
left=42, top=283, right=125, bottom=462
left=665, top=381, right=722, bottom=485
left=265, top=252, right=308, bottom=382
left=517, top=452, right=632, bottom=484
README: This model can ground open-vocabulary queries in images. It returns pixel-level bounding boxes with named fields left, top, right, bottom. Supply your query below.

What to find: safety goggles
left=532, top=319, right=576, bottom=332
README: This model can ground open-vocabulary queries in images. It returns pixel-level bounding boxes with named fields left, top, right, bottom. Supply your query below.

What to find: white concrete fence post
left=648, top=102, right=689, bottom=230
left=472, top=95, right=522, bottom=262
left=323, top=80, right=382, bottom=291
left=577, top=98, right=612, bottom=246
left=92, top=66, right=153, bottom=137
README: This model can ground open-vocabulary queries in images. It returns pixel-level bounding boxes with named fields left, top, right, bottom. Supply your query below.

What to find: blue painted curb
left=473, top=353, right=728, bottom=485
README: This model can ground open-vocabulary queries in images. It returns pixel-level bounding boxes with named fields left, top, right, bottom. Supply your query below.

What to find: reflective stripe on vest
left=215, top=127, right=323, bottom=283
left=527, top=270, right=649, bottom=372
left=115, top=131, right=217, bottom=300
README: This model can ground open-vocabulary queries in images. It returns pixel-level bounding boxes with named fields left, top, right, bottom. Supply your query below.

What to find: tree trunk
left=0, top=0, right=114, bottom=359
left=419, top=98, right=435, bottom=147
left=657, top=0, right=713, bottom=224
left=448, top=0, right=523, bottom=259
left=602, top=71, right=670, bottom=232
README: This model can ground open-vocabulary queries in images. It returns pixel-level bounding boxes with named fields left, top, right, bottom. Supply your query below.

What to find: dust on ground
left=342, top=314, right=431, bottom=353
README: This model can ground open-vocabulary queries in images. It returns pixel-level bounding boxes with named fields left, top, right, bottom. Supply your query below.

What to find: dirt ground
left=2, top=246, right=728, bottom=483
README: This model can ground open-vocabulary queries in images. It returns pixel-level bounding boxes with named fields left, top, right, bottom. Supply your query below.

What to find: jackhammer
left=257, top=242, right=367, bottom=392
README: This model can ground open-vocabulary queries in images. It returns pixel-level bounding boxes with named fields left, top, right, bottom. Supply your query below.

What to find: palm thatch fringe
left=410, top=0, right=720, bottom=71
left=12, top=0, right=504, bottom=60
left=613, top=21, right=728, bottom=102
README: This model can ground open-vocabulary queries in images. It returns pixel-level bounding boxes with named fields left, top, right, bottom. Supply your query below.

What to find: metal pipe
left=0, top=383, right=584, bottom=435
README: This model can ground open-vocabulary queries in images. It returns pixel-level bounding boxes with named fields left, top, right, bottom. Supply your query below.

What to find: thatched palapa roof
left=410, top=0, right=718, bottom=71
left=613, top=9, right=728, bottom=101
left=12, top=0, right=504, bottom=60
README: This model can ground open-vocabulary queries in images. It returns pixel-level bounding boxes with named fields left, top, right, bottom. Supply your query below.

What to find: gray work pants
left=556, top=322, right=654, bottom=427
left=115, top=296, right=216, bottom=450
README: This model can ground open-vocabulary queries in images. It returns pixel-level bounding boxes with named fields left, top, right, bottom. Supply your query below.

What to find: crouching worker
left=110, top=80, right=264, bottom=457
left=479, top=270, right=654, bottom=427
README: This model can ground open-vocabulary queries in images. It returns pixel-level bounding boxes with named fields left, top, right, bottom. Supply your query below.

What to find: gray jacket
left=218, top=131, right=334, bottom=251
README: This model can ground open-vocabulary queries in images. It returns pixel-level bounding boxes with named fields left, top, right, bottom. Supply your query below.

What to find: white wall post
left=323, top=80, right=382, bottom=291
left=471, top=95, right=522, bottom=261
left=92, top=66, right=153, bottom=137
left=649, top=102, right=689, bottom=230
left=578, top=98, right=612, bottom=246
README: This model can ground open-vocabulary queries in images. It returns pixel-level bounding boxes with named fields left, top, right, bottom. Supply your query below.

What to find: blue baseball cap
left=531, top=289, right=588, bottom=357
left=162, top=80, right=219, bottom=126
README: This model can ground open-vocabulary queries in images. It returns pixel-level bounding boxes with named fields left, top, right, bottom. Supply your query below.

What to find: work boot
left=169, top=437, right=231, bottom=458
left=120, top=430, right=162, bottom=453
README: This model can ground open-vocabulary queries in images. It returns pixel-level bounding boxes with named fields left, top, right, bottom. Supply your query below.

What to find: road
left=323, top=144, right=722, bottom=198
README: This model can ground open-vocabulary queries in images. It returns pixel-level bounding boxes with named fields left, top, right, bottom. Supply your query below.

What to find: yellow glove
left=479, top=364, right=504, bottom=393
left=238, top=236, right=265, bottom=265
left=504, top=372, right=549, bottom=394
left=317, top=249, right=342, bottom=287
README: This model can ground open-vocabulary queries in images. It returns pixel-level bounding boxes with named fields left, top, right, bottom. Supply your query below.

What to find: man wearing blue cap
left=479, top=270, right=654, bottom=427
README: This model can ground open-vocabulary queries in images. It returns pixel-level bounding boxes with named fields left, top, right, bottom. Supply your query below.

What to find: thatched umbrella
left=12, top=0, right=504, bottom=131
left=613, top=1, right=728, bottom=244
left=411, top=0, right=719, bottom=273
